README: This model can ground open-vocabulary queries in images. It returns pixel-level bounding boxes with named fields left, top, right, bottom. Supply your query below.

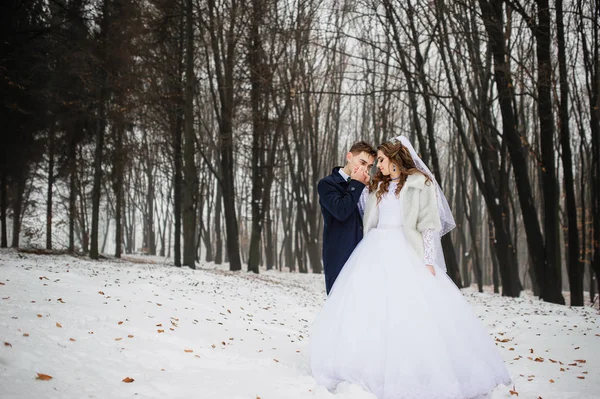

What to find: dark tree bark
left=0, top=169, right=7, bottom=248
left=46, top=123, right=55, bottom=250
left=182, top=0, right=197, bottom=268
left=478, top=0, right=563, bottom=303
left=556, top=0, right=583, bottom=305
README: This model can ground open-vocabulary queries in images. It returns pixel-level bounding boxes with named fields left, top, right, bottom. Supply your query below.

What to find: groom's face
left=347, top=151, right=375, bottom=173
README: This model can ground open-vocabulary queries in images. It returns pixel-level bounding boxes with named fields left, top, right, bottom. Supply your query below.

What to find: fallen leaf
left=156, top=324, right=162, bottom=327
left=57, top=298, right=65, bottom=303
left=534, top=357, right=544, bottom=362
left=88, top=331, right=94, bottom=334
left=577, top=376, right=585, bottom=379
left=118, top=321, right=123, bottom=325
left=549, top=359, right=557, bottom=363
left=157, top=303, right=162, bottom=306
left=23, top=333, right=29, bottom=337
left=211, top=344, right=216, bottom=348
left=157, top=329, right=164, bottom=333
left=509, top=389, right=519, bottom=396
left=550, top=379, right=555, bottom=383
left=70, top=338, right=76, bottom=342
left=36, top=314, right=42, bottom=318
left=575, top=347, right=580, bottom=350
left=0, top=282, right=5, bottom=285
left=194, top=354, right=200, bottom=358
left=98, top=291, right=105, bottom=295
left=128, top=335, right=134, bottom=338
left=575, top=359, right=587, bottom=363
left=184, top=349, right=193, bottom=353
left=568, top=363, right=577, bottom=366
left=36, top=373, right=52, bottom=381
left=115, top=338, right=123, bottom=341
left=122, top=377, right=134, bottom=383
left=56, top=322, right=62, bottom=328
left=4, top=342, right=12, bottom=347
left=273, top=358, right=279, bottom=362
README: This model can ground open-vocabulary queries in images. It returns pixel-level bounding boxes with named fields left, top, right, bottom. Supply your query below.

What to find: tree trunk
left=556, top=0, right=583, bottom=305
left=68, top=133, right=77, bottom=253
left=0, top=169, right=7, bottom=248
left=478, top=0, right=563, bottom=303
left=46, top=123, right=55, bottom=250
left=182, top=0, right=197, bottom=269
left=11, top=173, right=25, bottom=248
left=114, top=124, right=124, bottom=258
left=536, top=0, right=564, bottom=304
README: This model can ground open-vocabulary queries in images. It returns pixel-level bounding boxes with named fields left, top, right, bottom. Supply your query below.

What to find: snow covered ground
left=1, top=249, right=598, bottom=399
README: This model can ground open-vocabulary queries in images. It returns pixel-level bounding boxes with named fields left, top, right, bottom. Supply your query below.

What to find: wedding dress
left=309, top=181, right=511, bottom=399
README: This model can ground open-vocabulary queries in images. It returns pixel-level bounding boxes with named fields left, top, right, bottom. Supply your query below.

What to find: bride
left=309, top=136, right=511, bottom=399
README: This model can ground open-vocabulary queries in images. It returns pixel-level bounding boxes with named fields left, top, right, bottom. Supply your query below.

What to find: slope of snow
left=1, top=249, right=598, bottom=399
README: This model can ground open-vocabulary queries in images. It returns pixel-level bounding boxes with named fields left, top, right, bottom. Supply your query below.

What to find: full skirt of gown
left=309, top=226, right=511, bottom=399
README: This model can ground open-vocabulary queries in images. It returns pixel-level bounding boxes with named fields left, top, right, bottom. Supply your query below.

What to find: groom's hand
left=351, top=165, right=370, bottom=185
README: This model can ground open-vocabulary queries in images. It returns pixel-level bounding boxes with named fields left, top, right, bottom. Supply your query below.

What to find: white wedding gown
left=310, top=182, right=511, bottom=399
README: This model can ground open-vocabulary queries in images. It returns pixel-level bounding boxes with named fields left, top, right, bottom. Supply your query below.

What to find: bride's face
left=377, top=150, right=392, bottom=176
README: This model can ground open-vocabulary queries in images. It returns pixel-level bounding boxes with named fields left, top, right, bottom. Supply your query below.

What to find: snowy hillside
left=1, top=249, right=598, bottom=399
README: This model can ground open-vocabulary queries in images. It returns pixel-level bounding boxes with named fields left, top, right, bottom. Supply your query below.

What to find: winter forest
left=2, top=0, right=600, bottom=307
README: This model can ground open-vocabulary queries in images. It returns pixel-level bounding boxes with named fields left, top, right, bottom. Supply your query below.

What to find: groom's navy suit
left=318, top=167, right=366, bottom=294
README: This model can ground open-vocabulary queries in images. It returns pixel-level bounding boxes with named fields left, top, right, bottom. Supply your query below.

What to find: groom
left=318, top=141, right=376, bottom=294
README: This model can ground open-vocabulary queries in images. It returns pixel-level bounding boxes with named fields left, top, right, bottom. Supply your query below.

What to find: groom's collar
left=331, top=167, right=347, bottom=183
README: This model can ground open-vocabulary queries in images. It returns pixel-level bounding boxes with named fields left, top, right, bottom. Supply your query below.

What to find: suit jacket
left=363, top=173, right=442, bottom=260
left=318, top=167, right=366, bottom=294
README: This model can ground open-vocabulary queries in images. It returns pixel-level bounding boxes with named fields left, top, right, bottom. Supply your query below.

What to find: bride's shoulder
left=405, top=172, right=427, bottom=189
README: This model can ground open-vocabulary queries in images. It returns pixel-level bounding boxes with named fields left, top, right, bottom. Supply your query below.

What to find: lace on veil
left=395, top=136, right=456, bottom=272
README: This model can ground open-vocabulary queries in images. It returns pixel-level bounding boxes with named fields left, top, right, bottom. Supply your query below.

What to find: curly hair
left=370, top=140, right=431, bottom=203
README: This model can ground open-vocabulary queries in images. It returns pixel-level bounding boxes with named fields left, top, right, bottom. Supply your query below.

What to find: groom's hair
left=349, top=141, right=376, bottom=157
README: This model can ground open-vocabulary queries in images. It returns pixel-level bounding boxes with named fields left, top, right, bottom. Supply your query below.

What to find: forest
left=1, top=0, right=599, bottom=306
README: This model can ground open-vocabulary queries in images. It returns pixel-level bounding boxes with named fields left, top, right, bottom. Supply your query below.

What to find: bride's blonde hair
left=370, top=140, right=430, bottom=203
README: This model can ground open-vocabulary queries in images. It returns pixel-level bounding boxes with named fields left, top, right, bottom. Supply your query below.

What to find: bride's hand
left=426, top=265, right=436, bottom=276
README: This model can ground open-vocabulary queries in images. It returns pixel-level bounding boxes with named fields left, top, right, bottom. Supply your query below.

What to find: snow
left=1, top=249, right=599, bottom=399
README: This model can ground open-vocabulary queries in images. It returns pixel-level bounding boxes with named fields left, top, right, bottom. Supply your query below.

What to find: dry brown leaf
left=98, top=291, right=105, bottom=295
left=23, top=333, right=29, bottom=337
left=549, top=359, right=557, bottom=363
left=568, top=363, right=577, bottom=366
left=70, top=338, right=76, bottom=342
left=157, top=329, right=164, bottom=333
left=0, top=282, right=5, bottom=285
left=88, top=331, right=94, bottom=334
left=273, top=358, right=279, bottom=363
left=184, top=349, right=193, bottom=353
left=156, top=324, right=162, bottom=327
left=57, top=298, right=65, bottom=303
left=118, top=321, right=123, bottom=325
left=496, top=338, right=510, bottom=343
left=195, top=354, right=201, bottom=358
left=36, top=314, right=42, bottom=318
left=575, top=359, right=587, bottom=363
left=211, top=344, right=216, bottom=348
left=534, top=357, right=544, bottom=362
left=575, top=347, right=580, bottom=350
left=122, top=377, right=134, bottom=383
left=509, top=348, right=514, bottom=351
left=128, top=335, right=134, bottom=338
left=4, top=342, right=12, bottom=347
left=36, top=373, right=53, bottom=381
left=115, top=338, right=123, bottom=341
left=56, top=322, right=62, bottom=328
left=560, top=368, right=565, bottom=372
left=157, top=303, right=162, bottom=306
left=577, top=376, right=585, bottom=379
left=509, top=389, right=519, bottom=396
left=550, top=379, right=555, bottom=383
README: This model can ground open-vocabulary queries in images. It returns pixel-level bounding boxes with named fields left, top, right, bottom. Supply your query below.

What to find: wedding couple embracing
left=310, top=136, right=511, bottom=399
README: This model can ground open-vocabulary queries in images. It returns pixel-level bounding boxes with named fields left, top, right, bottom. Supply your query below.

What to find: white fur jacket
left=362, top=173, right=442, bottom=264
